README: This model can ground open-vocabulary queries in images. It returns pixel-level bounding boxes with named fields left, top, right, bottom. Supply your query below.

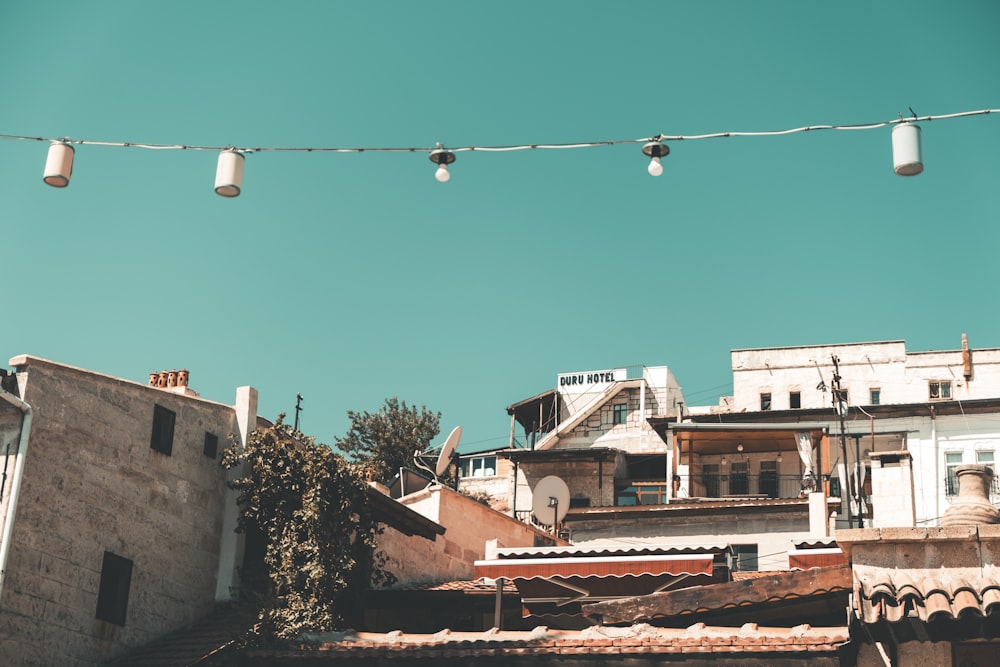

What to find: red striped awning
left=788, top=548, right=847, bottom=570
left=474, top=554, right=714, bottom=580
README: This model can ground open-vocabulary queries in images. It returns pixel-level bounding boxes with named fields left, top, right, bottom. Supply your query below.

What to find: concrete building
left=0, top=356, right=260, bottom=666
left=676, top=336, right=1000, bottom=531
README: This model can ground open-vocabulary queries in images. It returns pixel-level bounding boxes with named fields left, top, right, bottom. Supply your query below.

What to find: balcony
left=619, top=474, right=814, bottom=506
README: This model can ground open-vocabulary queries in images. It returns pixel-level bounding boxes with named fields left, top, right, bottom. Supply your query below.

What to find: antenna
left=531, top=475, right=570, bottom=534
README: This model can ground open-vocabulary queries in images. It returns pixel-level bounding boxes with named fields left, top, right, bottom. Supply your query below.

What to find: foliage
left=221, top=415, right=392, bottom=640
left=333, top=397, right=442, bottom=484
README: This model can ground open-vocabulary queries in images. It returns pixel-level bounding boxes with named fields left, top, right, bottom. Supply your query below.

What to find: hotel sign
left=557, top=368, right=626, bottom=392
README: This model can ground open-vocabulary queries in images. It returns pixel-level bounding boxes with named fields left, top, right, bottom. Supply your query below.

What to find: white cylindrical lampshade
left=891, top=123, right=923, bottom=176
left=214, top=150, right=244, bottom=197
left=43, top=143, right=75, bottom=187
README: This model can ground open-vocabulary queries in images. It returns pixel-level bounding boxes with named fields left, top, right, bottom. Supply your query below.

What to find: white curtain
left=795, top=431, right=814, bottom=476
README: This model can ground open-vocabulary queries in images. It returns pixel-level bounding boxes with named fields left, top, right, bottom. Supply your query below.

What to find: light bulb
left=435, top=164, right=450, bottom=183
left=647, top=156, right=663, bottom=177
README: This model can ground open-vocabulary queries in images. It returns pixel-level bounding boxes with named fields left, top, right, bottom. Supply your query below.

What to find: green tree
left=221, top=415, right=391, bottom=640
left=334, top=397, right=441, bottom=484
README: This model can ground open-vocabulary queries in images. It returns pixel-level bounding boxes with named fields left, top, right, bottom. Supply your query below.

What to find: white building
left=675, top=335, right=1000, bottom=530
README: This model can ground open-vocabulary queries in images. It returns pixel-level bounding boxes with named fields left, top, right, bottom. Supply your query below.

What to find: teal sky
left=2, top=2, right=998, bottom=453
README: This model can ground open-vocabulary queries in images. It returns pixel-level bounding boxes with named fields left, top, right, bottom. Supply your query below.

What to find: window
left=612, top=404, right=628, bottom=425
left=869, top=388, right=881, bottom=405
left=203, top=432, right=219, bottom=459
left=946, top=452, right=963, bottom=495
left=701, top=464, right=720, bottom=498
left=96, top=551, right=133, bottom=626
left=929, top=380, right=952, bottom=400
left=730, top=461, right=749, bottom=495
left=977, top=450, right=994, bottom=471
left=731, top=544, right=759, bottom=572
left=461, top=455, right=497, bottom=478
left=759, top=460, right=778, bottom=497
left=150, top=404, right=175, bottom=455
left=789, top=392, right=801, bottom=409
left=760, top=393, right=772, bottom=411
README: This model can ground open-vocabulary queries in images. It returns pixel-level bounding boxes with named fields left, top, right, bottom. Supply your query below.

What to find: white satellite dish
left=531, top=475, right=570, bottom=527
left=435, top=426, right=462, bottom=477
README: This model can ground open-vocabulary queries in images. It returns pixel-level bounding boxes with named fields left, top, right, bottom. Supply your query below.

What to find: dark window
left=870, top=388, right=881, bottom=405
left=730, top=461, right=749, bottom=495
left=96, top=551, right=133, bottom=626
left=760, top=393, right=771, bottom=411
left=150, top=404, right=175, bottom=455
left=612, top=404, right=627, bottom=425
left=759, top=460, right=778, bottom=497
left=732, top=544, right=759, bottom=572
left=789, top=392, right=801, bottom=409
left=203, top=432, right=219, bottom=459
left=701, top=464, right=720, bottom=497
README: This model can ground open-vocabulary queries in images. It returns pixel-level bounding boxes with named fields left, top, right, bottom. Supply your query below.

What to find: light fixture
left=737, top=443, right=744, bottom=453
left=891, top=122, right=923, bottom=176
left=43, top=141, right=74, bottom=188
left=214, top=149, right=245, bottom=197
left=642, top=139, right=669, bottom=177
left=429, top=147, right=455, bottom=183
left=777, top=452, right=783, bottom=463
left=720, top=455, right=727, bottom=466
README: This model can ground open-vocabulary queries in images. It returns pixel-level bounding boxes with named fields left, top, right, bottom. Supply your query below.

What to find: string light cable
left=3, top=107, right=996, bottom=196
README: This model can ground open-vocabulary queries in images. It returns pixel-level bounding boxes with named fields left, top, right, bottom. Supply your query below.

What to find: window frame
left=869, top=388, right=881, bottom=405
left=929, top=380, right=952, bottom=400
left=612, top=403, right=628, bottom=425
left=760, top=393, right=772, bottom=411
left=789, top=391, right=801, bottom=409
left=461, top=455, right=498, bottom=478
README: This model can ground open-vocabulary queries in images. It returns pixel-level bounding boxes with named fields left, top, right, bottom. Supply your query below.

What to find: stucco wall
left=0, top=358, right=240, bottom=666
left=381, top=486, right=555, bottom=586
left=731, top=340, right=1000, bottom=412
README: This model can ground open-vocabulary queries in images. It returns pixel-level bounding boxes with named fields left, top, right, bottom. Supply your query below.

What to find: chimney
left=178, top=369, right=189, bottom=387
left=963, top=333, right=973, bottom=382
left=149, top=372, right=159, bottom=386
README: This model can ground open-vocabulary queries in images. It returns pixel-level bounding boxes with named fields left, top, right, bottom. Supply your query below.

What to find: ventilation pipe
left=0, top=388, right=33, bottom=604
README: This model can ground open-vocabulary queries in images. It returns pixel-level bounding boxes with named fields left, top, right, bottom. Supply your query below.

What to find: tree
left=221, top=415, right=392, bottom=640
left=334, top=397, right=441, bottom=484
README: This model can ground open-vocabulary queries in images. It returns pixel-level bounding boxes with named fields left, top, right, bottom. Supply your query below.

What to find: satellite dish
left=435, top=426, right=462, bottom=477
left=531, top=475, right=570, bottom=527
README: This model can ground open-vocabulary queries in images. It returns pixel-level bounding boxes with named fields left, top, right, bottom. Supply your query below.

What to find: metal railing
left=684, top=474, right=809, bottom=500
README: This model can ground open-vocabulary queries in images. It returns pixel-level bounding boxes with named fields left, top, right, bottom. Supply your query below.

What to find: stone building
left=0, top=355, right=260, bottom=666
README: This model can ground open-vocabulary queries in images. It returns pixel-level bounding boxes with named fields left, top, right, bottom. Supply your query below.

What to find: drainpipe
left=931, top=407, right=939, bottom=524
left=0, top=389, right=33, bottom=604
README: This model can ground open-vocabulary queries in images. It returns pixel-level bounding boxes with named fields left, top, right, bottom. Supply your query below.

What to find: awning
left=475, top=554, right=719, bottom=618
left=667, top=422, right=828, bottom=456
left=475, top=554, right=714, bottom=580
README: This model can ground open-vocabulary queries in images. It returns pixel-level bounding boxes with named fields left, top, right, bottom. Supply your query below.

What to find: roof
left=366, top=486, right=445, bottom=540
left=564, top=496, right=837, bottom=522
left=249, top=623, right=849, bottom=661
left=855, top=568, right=1000, bottom=624
left=583, top=566, right=853, bottom=627
left=492, top=543, right=731, bottom=559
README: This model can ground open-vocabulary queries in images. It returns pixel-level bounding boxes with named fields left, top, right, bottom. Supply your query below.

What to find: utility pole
left=831, top=356, right=862, bottom=528
left=294, top=393, right=304, bottom=432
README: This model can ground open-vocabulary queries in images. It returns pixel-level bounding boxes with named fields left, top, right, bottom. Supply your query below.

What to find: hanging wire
left=0, top=108, right=995, bottom=156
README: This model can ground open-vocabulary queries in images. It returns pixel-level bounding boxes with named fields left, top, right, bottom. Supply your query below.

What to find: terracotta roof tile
left=261, top=623, right=849, bottom=659
left=856, top=568, right=1000, bottom=623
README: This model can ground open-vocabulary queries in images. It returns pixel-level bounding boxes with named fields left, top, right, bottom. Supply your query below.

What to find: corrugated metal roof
left=475, top=554, right=715, bottom=581
left=492, top=543, right=730, bottom=559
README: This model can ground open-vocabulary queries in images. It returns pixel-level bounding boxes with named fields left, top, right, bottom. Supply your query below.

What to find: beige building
left=0, top=356, right=260, bottom=666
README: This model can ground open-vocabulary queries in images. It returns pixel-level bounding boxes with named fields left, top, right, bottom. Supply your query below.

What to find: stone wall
left=0, top=357, right=242, bottom=666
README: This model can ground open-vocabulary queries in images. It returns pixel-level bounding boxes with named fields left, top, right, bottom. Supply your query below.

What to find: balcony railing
left=684, top=474, right=811, bottom=500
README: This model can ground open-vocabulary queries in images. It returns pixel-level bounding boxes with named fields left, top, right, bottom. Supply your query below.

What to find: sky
left=2, top=2, right=998, bottom=455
